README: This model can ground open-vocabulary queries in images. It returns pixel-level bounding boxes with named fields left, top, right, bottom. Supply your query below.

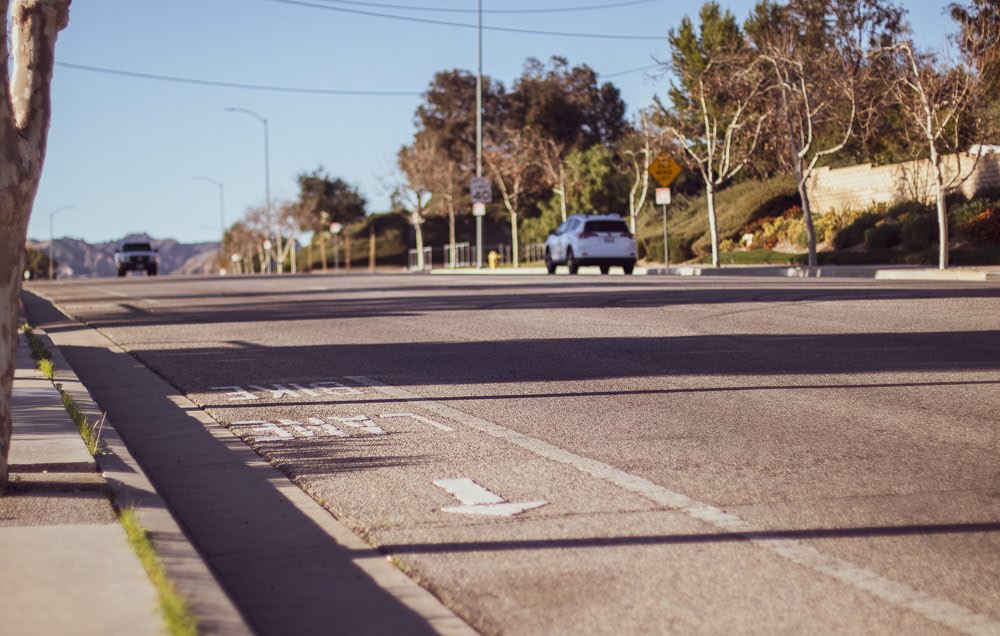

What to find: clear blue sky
left=29, top=0, right=954, bottom=244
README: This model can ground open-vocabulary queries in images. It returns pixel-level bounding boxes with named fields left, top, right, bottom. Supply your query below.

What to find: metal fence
left=430, top=241, right=548, bottom=268
left=407, top=247, right=432, bottom=271
left=442, top=242, right=472, bottom=268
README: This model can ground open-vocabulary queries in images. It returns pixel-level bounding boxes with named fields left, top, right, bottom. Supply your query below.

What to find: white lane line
left=346, top=376, right=1000, bottom=636
left=434, top=478, right=548, bottom=517
left=98, top=288, right=159, bottom=305
left=381, top=413, right=456, bottom=432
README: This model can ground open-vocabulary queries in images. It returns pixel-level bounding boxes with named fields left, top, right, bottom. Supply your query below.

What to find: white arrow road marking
left=350, top=375, right=1000, bottom=635
left=434, top=478, right=547, bottom=517
left=381, top=413, right=455, bottom=432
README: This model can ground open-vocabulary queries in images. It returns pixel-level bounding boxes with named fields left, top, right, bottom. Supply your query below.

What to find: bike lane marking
left=344, top=375, right=1000, bottom=636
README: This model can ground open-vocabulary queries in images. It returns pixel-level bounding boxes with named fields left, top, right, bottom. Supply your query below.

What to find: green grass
left=118, top=507, right=199, bottom=636
left=58, top=387, right=104, bottom=456
left=638, top=175, right=799, bottom=262
left=20, top=323, right=51, bottom=363
left=696, top=249, right=803, bottom=265
left=37, top=358, right=55, bottom=380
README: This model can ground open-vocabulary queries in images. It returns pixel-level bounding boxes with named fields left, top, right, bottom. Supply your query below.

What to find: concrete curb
left=26, top=323, right=252, bottom=636
left=426, top=264, right=997, bottom=281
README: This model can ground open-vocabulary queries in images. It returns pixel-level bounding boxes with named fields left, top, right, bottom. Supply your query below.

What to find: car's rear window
left=122, top=243, right=152, bottom=252
left=584, top=220, right=628, bottom=233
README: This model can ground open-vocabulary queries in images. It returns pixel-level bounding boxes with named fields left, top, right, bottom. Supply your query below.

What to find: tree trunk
left=931, top=149, right=950, bottom=270
left=510, top=211, right=519, bottom=269
left=801, top=183, right=818, bottom=269
left=448, top=203, right=456, bottom=268
left=413, top=213, right=425, bottom=270
left=794, top=158, right=819, bottom=269
left=320, top=234, right=328, bottom=272
left=1, top=0, right=71, bottom=490
left=706, top=181, right=720, bottom=268
left=558, top=164, right=568, bottom=223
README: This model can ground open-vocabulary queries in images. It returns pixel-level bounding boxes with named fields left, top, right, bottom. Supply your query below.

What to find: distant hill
left=27, top=233, right=219, bottom=278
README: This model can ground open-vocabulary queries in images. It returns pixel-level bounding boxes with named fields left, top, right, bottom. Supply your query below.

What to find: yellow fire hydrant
left=488, top=250, right=499, bottom=269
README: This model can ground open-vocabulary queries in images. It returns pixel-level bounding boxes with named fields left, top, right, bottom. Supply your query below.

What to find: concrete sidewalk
left=428, top=263, right=999, bottom=281
left=1, top=332, right=161, bottom=636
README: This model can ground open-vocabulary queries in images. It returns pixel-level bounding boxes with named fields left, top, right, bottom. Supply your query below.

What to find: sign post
left=655, top=188, right=671, bottom=266
left=470, top=177, right=491, bottom=269
left=648, top=153, right=682, bottom=267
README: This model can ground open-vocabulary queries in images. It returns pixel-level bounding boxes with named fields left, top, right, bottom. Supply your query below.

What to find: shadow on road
left=375, top=520, right=1000, bottom=555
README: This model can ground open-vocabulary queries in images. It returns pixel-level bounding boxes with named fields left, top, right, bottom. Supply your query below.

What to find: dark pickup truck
left=114, top=242, right=159, bottom=276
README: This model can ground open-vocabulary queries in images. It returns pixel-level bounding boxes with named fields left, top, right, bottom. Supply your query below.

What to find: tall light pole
left=193, top=176, right=225, bottom=274
left=48, top=204, right=75, bottom=280
left=475, top=0, right=484, bottom=269
left=225, top=107, right=282, bottom=273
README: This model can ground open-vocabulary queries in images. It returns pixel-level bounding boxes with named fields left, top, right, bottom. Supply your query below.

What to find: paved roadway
left=28, top=273, right=1000, bottom=634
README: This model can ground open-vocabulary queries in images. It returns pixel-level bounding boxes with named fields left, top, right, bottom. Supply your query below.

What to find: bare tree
left=618, top=111, right=660, bottom=235
left=427, top=149, right=465, bottom=268
left=657, top=11, right=768, bottom=269
left=751, top=0, right=902, bottom=268
left=535, top=136, right=571, bottom=224
left=396, top=137, right=439, bottom=270
left=1, top=0, right=71, bottom=489
left=484, top=128, right=536, bottom=268
left=889, top=11, right=997, bottom=269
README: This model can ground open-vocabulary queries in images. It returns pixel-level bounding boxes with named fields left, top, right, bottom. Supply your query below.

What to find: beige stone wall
left=805, top=153, right=1000, bottom=214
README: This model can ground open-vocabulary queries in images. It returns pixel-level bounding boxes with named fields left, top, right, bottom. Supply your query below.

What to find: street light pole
left=225, top=107, right=282, bottom=273
left=48, top=204, right=76, bottom=280
left=193, top=176, right=225, bottom=274
left=475, top=0, right=484, bottom=269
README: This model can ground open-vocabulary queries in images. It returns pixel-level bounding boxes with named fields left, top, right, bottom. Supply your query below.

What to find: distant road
left=28, top=273, right=1000, bottom=634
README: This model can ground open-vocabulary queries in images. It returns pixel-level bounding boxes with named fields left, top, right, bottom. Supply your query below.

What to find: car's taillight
left=578, top=231, right=597, bottom=239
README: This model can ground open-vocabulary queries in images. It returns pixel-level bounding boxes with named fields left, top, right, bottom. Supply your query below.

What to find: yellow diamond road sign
left=648, top=152, right=682, bottom=187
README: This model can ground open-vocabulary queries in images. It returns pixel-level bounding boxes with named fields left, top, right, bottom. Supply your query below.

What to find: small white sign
left=655, top=187, right=671, bottom=206
left=470, top=177, right=492, bottom=203
left=330, top=222, right=343, bottom=235
left=472, top=202, right=487, bottom=217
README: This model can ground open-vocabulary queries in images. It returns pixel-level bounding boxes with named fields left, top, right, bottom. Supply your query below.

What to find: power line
left=52, top=60, right=655, bottom=95
left=265, top=0, right=664, bottom=40
left=55, top=61, right=422, bottom=96
left=601, top=63, right=659, bottom=78
left=309, top=0, right=657, bottom=14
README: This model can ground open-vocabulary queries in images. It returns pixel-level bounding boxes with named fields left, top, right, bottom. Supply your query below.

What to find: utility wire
left=601, top=63, right=659, bottom=78
left=309, top=0, right=657, bottom=14
left=265, top=0, right=664, bottom=40
left=55, top=61, right=423, bottom=96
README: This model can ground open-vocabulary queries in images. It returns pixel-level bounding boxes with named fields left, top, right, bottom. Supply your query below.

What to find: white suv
left=544, top=214, right=637, bottom=275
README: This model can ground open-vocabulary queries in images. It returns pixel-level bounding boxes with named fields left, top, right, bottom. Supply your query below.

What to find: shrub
left=864, top=222, right=902, bottom=250
left=901, top=213, right=938, bottom=251
left=719, top=238, right=738, bottom=252
left=833, top=212, right=881, bottom=249
left=886, top=200, right=934, bottom=219
left=961, top=208, right=1000, bottom=244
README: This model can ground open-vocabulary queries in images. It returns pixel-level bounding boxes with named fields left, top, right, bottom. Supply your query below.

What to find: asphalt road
left=27, top=273, right=1000, bottom=634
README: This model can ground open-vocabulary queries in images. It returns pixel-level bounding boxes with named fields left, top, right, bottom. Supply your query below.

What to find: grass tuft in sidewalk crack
left=21, top=323, right=104, bottom=454
left=118, top=507, right=200, bottom=636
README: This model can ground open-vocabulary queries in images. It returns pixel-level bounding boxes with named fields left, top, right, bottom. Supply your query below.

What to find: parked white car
left=544, top=214, right=637, bottom=275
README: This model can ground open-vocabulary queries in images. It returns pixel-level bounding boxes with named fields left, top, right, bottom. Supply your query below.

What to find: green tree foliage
left=521, top=146, right=628, bottom=242
left=507, top=57, right=627, bottom=151
left=415, top=69, right=507, bottom=166
left=22, top=245, right=51, bottom=280
left=296, top=167, right=367, bottom=232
